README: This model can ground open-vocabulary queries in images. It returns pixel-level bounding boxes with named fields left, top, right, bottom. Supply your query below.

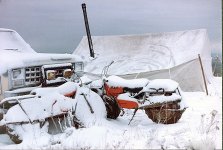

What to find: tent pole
left=198, top=54, right=208, bottom=95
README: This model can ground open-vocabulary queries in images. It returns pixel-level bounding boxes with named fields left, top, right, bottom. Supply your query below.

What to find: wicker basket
left=145, top=107, right=185, bottom=124
left=144, top=101, right=185, bottom=124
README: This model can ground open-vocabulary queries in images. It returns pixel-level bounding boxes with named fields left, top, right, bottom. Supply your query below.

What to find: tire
left=103, top=95, right=121, bottom=119
left=144, top=101, right=185, bottom=124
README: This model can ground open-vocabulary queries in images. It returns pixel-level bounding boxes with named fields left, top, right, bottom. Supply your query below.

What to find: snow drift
left=74, top=29, right=213, bottom=92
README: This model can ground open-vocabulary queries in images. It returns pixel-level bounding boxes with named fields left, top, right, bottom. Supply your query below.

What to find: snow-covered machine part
left=0, top=75, right=187, bottom=144
left=0, top=95, right=36, bottom=106
left=106, top=75, right=149, bottom=88
left=144, top=79, right=179, bottom=92
left=90, top=74, right=186, bottom=124
left=2, top=87, right=106, bottom=125
left=117, top=93, right=182, bottom=106
left=1, top=93, right=74, bottom=124
left=74, top=29, right=213, bottom=92
left=0, top=82, right=107, bottom=144
left=31, top=81, right=79, bottom=97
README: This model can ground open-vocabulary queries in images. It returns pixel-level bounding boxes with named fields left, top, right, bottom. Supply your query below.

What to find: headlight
left=63, top=69, right=73, bottom=78
left=11, top=68, right=25, bottom=88
left=47, top=70, right=56, bottom=80
left=12, top=69, right=24, bottom=79
left=75, top=62, right=83, bottom=72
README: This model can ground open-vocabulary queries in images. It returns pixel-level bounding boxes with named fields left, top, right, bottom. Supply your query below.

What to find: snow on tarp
left=73, top=29, right=213, bottom=92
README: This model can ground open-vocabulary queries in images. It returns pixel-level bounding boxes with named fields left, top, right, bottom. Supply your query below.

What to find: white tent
left=73, top=29, right=213, bottom=92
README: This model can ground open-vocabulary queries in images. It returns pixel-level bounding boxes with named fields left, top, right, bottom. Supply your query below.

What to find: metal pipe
left=81, top=3, right=95, bottom=58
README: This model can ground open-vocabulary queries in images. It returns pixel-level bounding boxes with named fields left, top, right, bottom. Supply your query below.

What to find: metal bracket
left=80, top=93, right=94, bottom=114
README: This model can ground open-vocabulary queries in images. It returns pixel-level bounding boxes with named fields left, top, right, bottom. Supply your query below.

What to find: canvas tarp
left=74, top=29, right=213, bottom=92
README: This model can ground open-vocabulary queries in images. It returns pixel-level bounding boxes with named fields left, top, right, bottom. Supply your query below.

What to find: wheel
left=103, top=95, right=121, bottom=119
left=144, top=101, right=185, bottom=124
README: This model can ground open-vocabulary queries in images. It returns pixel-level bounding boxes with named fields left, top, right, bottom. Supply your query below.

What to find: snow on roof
left=0, top=28, right=35, bottom=53
left=74, top=29, right=211, bottom=75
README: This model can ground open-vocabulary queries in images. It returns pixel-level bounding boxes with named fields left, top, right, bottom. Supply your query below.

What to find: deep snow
left=0, top=77, right=221, bottom=149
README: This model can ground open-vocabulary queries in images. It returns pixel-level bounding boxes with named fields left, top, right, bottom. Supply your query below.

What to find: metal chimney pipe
left=81, top=3, right=95, bottom=58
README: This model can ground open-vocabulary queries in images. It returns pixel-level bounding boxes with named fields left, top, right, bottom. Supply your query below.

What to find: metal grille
left=25, top=66, right=41, bottom=86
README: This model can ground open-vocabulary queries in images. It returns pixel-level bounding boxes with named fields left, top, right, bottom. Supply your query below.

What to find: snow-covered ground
left=0, top=77, right=221, bottom=149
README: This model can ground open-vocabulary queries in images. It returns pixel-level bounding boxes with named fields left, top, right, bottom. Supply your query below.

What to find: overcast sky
left=0, top=0, right=221, bottom=54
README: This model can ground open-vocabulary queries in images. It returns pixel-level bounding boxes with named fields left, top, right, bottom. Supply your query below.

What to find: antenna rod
left=81, top=3, right=95, bottom=58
